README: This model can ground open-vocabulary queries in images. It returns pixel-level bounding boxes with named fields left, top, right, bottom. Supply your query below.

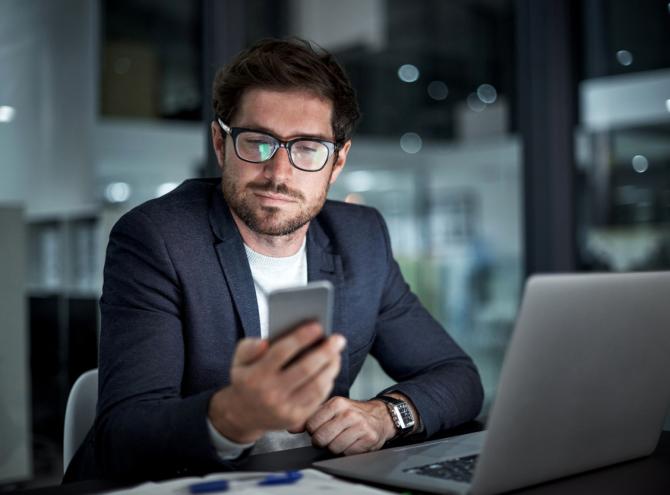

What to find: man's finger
left=291, top=355, right=343, bottom=411
left=310, top=411, right=358, bottom=448
left=325, top=425, right=364, bottom=455
left=305, top=396, right=348, bottom=433
left=286, top=422, right=306, bottom=434
left=232, top=338, right=268, bottom=367
left=263, top=322, right=325, bottom=371
left=343, top=437, right=378, bottom=456
left=280, top=334, right=346, bottom=390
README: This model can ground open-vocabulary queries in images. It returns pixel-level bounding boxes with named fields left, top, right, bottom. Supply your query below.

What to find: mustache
left=247, top=180, right=305, bottom=201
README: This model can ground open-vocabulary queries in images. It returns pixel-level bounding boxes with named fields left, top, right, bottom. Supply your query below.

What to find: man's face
left=212, top=88, right=350, bottom=237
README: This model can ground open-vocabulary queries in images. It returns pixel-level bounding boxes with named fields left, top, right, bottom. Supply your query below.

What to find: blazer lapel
left=209, top=186, right=261, bottom=339
left=306, top=217, right=345, bottom=315
left=307, top=217, right=350, bottom=393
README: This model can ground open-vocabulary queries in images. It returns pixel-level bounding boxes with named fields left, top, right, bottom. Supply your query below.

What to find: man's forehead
left=234, top=87, right=334, bottom=139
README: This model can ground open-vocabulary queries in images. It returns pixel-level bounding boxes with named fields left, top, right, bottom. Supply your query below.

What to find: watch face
left=393, top=403, right=415, bottom=430
left=378, top=395, right=415, bottom=434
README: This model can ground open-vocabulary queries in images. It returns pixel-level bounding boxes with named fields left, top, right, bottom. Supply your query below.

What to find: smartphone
left=267, top=280, right=334, bottom=343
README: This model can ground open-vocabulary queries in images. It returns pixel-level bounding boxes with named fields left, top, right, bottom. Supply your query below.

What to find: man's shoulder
left=319, top=199, right=381, bottom=224
left=139, top=178, right=217, bottom=213
left=315, top=200, right=388, bottom=248
left=111, top=178, right=218, bottom=240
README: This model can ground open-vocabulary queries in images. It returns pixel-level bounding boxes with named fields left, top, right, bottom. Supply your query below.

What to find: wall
left=290, top=0, right=386, bottom=51
left=0, top=0, right=97, bottom=216
left=0, top=207, right=30, bottom=483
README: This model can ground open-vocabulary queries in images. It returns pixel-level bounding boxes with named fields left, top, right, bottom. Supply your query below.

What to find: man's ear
left=211, top=121, right=225, bottom=168
left=329, top=140, right=351, bottom=185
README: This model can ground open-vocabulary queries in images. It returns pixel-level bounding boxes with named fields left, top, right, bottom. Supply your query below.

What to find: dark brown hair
left=212, top=38, right=360, bottom=144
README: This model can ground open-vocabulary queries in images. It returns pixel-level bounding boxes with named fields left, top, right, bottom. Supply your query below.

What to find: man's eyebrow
left=238, top=123, right=334, bottom=142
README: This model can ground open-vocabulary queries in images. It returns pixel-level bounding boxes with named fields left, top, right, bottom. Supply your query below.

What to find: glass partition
left=100, top=0, right=203, bottom=121
left=576, top=0, right=670, bottom=273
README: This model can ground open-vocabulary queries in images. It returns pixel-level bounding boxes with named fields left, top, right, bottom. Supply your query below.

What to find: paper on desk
left=105, top=468, right=394, bottom=495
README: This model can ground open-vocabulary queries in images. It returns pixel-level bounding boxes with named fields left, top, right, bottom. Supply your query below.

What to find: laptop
left=314, top=272, right=670, bottom=494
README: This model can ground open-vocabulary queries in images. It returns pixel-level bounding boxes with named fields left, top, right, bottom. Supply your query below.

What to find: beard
left=221, top=166, right=331, bottom=237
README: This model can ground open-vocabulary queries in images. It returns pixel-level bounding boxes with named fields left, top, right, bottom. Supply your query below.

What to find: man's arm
left=305, top=209, right=484, bottom=454
left=97, top=210, right=345, bottom=478
left=97, top=209, right=227, bottom=479
left=368, top=227, right=484, bottom=438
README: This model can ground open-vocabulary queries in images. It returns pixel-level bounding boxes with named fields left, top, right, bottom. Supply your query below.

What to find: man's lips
left=253, top=191, right=296, bottom=203
left=247, top=181, right=304, bottom=202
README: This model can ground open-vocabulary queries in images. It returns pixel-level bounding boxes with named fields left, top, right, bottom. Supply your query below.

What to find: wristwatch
left=375, top=395, right=415, bottom=437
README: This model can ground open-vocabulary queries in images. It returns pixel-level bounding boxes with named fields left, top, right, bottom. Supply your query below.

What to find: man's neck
left=229, top=209, right=308, bottom=257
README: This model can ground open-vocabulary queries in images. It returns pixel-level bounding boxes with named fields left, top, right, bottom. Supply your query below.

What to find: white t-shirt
left=207, top=240, right=312, bottom=459
left=244, top=239, right=308, bottom=339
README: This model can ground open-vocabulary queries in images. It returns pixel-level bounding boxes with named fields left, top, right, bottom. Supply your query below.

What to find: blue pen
left=189, top=471, right=303, bottom=493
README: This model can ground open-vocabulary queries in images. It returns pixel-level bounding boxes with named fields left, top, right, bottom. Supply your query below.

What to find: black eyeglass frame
left=217, top=118, right=341, bottom=172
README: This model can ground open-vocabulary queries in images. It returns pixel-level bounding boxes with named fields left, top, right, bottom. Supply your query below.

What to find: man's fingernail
left=334, top=335, right=347, bottom=351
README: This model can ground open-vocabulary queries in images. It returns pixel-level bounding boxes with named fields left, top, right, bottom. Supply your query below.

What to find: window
left=576, top=0, right=670, bottom=273
left=100, top=0, right=203, bottom=120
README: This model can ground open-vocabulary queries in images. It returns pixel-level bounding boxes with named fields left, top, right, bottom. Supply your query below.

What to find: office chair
left=63, top=368, right=98, bottom=473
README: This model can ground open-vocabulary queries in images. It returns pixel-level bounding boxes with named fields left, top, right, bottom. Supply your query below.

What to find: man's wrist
left=373, top=392, right=420, bottom=438
left=368, top=398, right=398, bottom=442
left=206, top=416, right=254, bottom=460
left=208, top=387, right=264, bottom=444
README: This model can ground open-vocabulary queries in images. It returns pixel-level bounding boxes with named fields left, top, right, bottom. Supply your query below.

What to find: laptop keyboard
left=404, top=454, right=478, bottom=483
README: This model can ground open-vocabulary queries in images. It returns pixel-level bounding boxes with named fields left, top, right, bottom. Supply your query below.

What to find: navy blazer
left=67, top=178, right=483, bottom=481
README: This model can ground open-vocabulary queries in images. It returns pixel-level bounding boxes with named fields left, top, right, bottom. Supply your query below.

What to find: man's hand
left=299, top=396, right=398, bottom=455
left=208, top=323, right=346, bottom=444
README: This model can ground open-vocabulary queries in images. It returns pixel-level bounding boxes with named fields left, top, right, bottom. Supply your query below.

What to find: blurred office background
left=1, top=0, right=669, bottom=489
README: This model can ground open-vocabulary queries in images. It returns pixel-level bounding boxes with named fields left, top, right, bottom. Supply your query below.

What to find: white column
left=0, top=206, right=30, bottom=483
left=0, top=0, right=97, bottom=215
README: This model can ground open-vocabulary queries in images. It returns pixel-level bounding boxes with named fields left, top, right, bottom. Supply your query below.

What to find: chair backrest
left=63, top=368, right=98, bottom=473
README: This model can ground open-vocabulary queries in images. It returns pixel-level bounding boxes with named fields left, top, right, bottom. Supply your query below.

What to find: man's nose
left=263, top=146, right=293, bottom=181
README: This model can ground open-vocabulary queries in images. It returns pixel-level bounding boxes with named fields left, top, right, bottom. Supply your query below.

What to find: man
left=66, top=38, right=483, bottom=482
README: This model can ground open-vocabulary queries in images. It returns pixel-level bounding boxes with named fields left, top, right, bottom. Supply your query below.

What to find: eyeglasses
left=217, top=118, right=339, bottom=172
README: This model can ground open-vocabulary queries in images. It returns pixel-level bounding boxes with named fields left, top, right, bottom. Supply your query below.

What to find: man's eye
left=295, top=143, right=319, bottom=153
left=248, top=139, right=273, bottom=146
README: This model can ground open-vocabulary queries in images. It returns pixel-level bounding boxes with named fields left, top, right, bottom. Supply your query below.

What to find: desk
left=17, top=429, right=670, bottom=494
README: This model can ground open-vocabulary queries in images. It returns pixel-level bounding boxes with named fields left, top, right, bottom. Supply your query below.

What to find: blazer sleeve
left=96, top=209, right=240, bottom=480
left=369, top=209, right=484, bottom=438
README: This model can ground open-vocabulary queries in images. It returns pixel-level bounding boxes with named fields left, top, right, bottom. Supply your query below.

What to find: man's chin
left=240, top=211, right=306, bottom=237
left=252, top=220, right=307, bottom=237
left=226, top=194, right=323, bottom=237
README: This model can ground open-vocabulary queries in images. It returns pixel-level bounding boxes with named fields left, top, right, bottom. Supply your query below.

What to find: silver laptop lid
left=472, top=271, right=670, bottom=494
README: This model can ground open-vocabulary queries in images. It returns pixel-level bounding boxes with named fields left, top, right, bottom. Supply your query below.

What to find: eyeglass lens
left=236, top=131, right=330, bottom=170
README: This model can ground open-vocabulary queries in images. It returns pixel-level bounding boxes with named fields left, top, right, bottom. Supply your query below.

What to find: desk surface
left=17, top=429, right=670, bottom=495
